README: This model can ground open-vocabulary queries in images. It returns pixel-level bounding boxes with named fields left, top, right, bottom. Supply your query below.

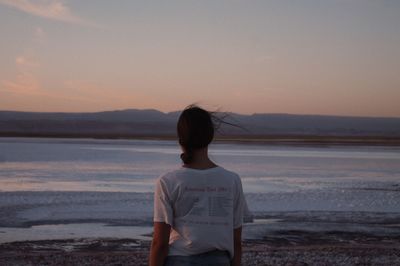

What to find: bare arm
left=231, top=226, right=242, bottom=266
left=149, top=222, right=171, bottom=266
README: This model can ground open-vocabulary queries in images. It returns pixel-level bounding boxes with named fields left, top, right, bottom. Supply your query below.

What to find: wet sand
left=1, top=232, right=399, bottom=266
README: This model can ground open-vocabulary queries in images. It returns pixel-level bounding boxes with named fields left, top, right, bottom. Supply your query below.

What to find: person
left=149, top=105, right=247, bottom=266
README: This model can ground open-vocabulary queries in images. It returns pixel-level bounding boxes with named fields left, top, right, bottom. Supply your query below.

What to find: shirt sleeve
left=153, top=177, right=174, bottom=226
left=233, top=175, right=246, bottom=229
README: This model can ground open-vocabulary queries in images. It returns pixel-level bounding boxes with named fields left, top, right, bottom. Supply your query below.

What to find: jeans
left=164, top=250, right=231, bottom=266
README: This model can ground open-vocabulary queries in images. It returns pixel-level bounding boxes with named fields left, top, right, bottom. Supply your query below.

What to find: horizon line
left=1, top=108, right=399, bottom=119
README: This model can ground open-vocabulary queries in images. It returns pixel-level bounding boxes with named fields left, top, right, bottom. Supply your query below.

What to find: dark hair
left=177, top=105, right=214, bottom=164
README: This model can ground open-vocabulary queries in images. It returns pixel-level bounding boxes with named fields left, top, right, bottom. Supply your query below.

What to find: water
left=0, top=137, right=399, bottom=243
left=1, top=137, right=399, bottom=193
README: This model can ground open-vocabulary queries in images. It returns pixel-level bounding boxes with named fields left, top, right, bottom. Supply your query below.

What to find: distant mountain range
left=0, top=109, right=399, bottom=138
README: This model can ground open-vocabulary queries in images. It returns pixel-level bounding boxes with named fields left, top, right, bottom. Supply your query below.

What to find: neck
left=183, top=147, right=217, bottom=170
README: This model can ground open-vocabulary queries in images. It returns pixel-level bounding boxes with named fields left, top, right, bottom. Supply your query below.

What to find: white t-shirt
left=153, top=166, right=247, bottom=259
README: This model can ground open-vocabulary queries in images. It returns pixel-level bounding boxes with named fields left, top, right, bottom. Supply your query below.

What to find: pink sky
left=1, top=1, right=399, bottom=117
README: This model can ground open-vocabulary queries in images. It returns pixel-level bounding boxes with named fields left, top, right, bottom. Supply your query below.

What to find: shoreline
left=1, top=134, right=400, bottom=146
left=1, top=136, right=399, bottom=265
left=1, top=237, right=399, bottom=266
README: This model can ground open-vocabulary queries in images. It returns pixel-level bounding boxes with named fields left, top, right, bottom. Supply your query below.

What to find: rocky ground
left=1, top=237, right=399, bottom=266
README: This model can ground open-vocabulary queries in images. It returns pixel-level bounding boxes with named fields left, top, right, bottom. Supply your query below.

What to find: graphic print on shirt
left=175, top=185, right=233, bottom=227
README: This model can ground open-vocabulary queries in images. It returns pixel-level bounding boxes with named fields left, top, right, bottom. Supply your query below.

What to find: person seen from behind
left=149, top=105, right=248, bottom=266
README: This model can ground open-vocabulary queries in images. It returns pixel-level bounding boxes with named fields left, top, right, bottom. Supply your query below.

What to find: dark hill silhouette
left=0, top=109, right=399, bottom=138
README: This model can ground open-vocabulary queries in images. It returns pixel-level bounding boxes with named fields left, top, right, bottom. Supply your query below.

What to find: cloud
left=15, top=55, right=40, bottom=67
left=1, top=54, right=42, bottom=95
left=33, top=26, right=46, bottom=42
left=1, top=60, right=102, bottom=102
left=0, top=0, right=98, bottom=27
left=2, top=70, right=41, bottom=95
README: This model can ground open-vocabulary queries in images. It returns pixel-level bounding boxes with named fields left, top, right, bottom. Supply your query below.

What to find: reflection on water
left=1, top=138, right=399, bottom=244
left=0, top=137, right=399, bottom=193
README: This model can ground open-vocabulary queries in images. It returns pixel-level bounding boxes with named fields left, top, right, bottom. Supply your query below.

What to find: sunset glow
left=1, top=1, right=399, bottom=117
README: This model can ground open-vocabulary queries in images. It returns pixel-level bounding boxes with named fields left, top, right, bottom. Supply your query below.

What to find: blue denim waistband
left=164, top=250, right=230, bottom=266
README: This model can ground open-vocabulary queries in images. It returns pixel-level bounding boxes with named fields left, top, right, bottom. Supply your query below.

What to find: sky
left=0, top=0, right=399, bottom=117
